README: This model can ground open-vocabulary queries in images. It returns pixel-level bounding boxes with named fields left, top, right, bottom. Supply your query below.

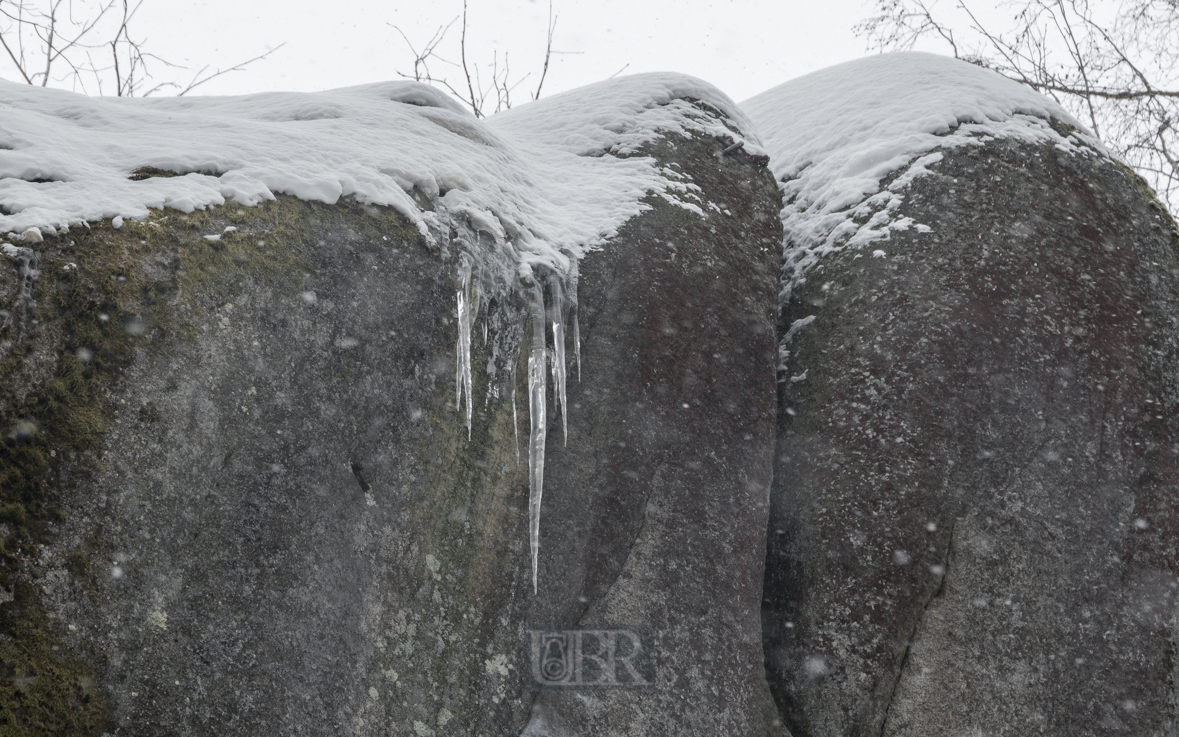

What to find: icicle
left=455, top=262, right=473, bottom=441
left=511, top=363, right=520, bottom=463
left=471, top=263, right=483, bottom=321
left=573, top=309, right=581, bottom=382
left=528, top=282, right=548, bottom=595
left=547, top=275, right=568, bottom=446
left=568, top=260, right=581, bottom=382
left=473, top=262, right=487, bottom=346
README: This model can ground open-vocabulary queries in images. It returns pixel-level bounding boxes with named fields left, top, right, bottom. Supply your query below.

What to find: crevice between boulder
left=878, top=517, right=956, bottom=737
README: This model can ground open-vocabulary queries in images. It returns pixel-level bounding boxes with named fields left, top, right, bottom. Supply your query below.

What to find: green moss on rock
left=1115, top=161, right=1179, bottom=248
left=0, top=228, right=159, bottom=735
left=0, top=582, right=109, bottom=735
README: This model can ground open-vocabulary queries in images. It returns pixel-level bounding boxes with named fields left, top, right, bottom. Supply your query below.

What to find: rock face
left=10, top=198, right=534, bottom=736
left=765, top=131, right=1179, bottom=735
left=519, top=133, right=784, bottom=736
left=0, top=107, right=786, bottom=734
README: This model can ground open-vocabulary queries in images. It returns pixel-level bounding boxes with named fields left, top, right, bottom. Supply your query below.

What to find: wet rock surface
left=765, top=135, right=1179, bottom=736
left=519, top=132, right=784, bottom=736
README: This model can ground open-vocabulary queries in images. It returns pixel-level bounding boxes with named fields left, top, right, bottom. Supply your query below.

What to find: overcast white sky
left=130, top=0, right=881, bottom=105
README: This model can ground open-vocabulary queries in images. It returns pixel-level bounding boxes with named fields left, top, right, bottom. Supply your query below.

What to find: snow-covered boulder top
left=489, top=72, right=759, bottom=156
left=742, top=51, right=1104, bottom=305
left=0, top=72, right=750, bottom=273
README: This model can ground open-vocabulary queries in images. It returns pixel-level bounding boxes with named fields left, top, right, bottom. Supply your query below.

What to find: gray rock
left=765, top=131, right=1179, bottom=735
left=2, top=105, right=788, bottom=735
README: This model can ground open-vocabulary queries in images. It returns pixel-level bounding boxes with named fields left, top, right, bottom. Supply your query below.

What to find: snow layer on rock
left=0, top=73, right=750, bottom=277
left=742, top=52, right=1105, bottom=326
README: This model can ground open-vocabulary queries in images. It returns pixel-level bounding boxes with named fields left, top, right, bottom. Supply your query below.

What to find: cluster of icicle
left=454, top=255, right=581, bottom=594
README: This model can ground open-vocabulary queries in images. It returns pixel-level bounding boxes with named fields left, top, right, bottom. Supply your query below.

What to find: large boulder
left=749, top=52, right=1179, bottom=736
left=0, top=75, right=787, bottom=736
left=515, top=131, right=784, bottom=737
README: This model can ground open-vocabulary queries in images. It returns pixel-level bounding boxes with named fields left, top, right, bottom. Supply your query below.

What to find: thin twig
left=390, top=18, right=458, bottom=82
left=1050, top=0, right=1101, bottom=137
left=39, top=0, right=57, bottom=85
left=533, top=0, right=554, bottom=100
left=460, top=0, right=479, bottom=117
left=0, top=30, right=33, bottom=82
left=176, top=42, right=285, bottom=96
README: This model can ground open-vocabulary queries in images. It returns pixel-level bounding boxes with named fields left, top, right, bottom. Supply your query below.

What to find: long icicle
left=568, top=260, right=581, bottom=382
left=548, top=274, right=568, bottom=445
left=527, top=281, right=548, bottom=595
left=455, top=261, right=473, bottom=440
left=511, top=363, right=520, bottom=462
left=472, top=261, right=484, bottom=342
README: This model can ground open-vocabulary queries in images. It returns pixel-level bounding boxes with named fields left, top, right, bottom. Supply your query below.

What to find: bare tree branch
left=390, top=17, right=458, bottom=83
left=1047, top=0, right=1100, bottom=135
left=0, top=0, right=281, bottom=97
left=393, top=1, right=564, bottom=116
left=857, top=0, right=1179, bottom=214
left=0, top=26, right=33, bottom=82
